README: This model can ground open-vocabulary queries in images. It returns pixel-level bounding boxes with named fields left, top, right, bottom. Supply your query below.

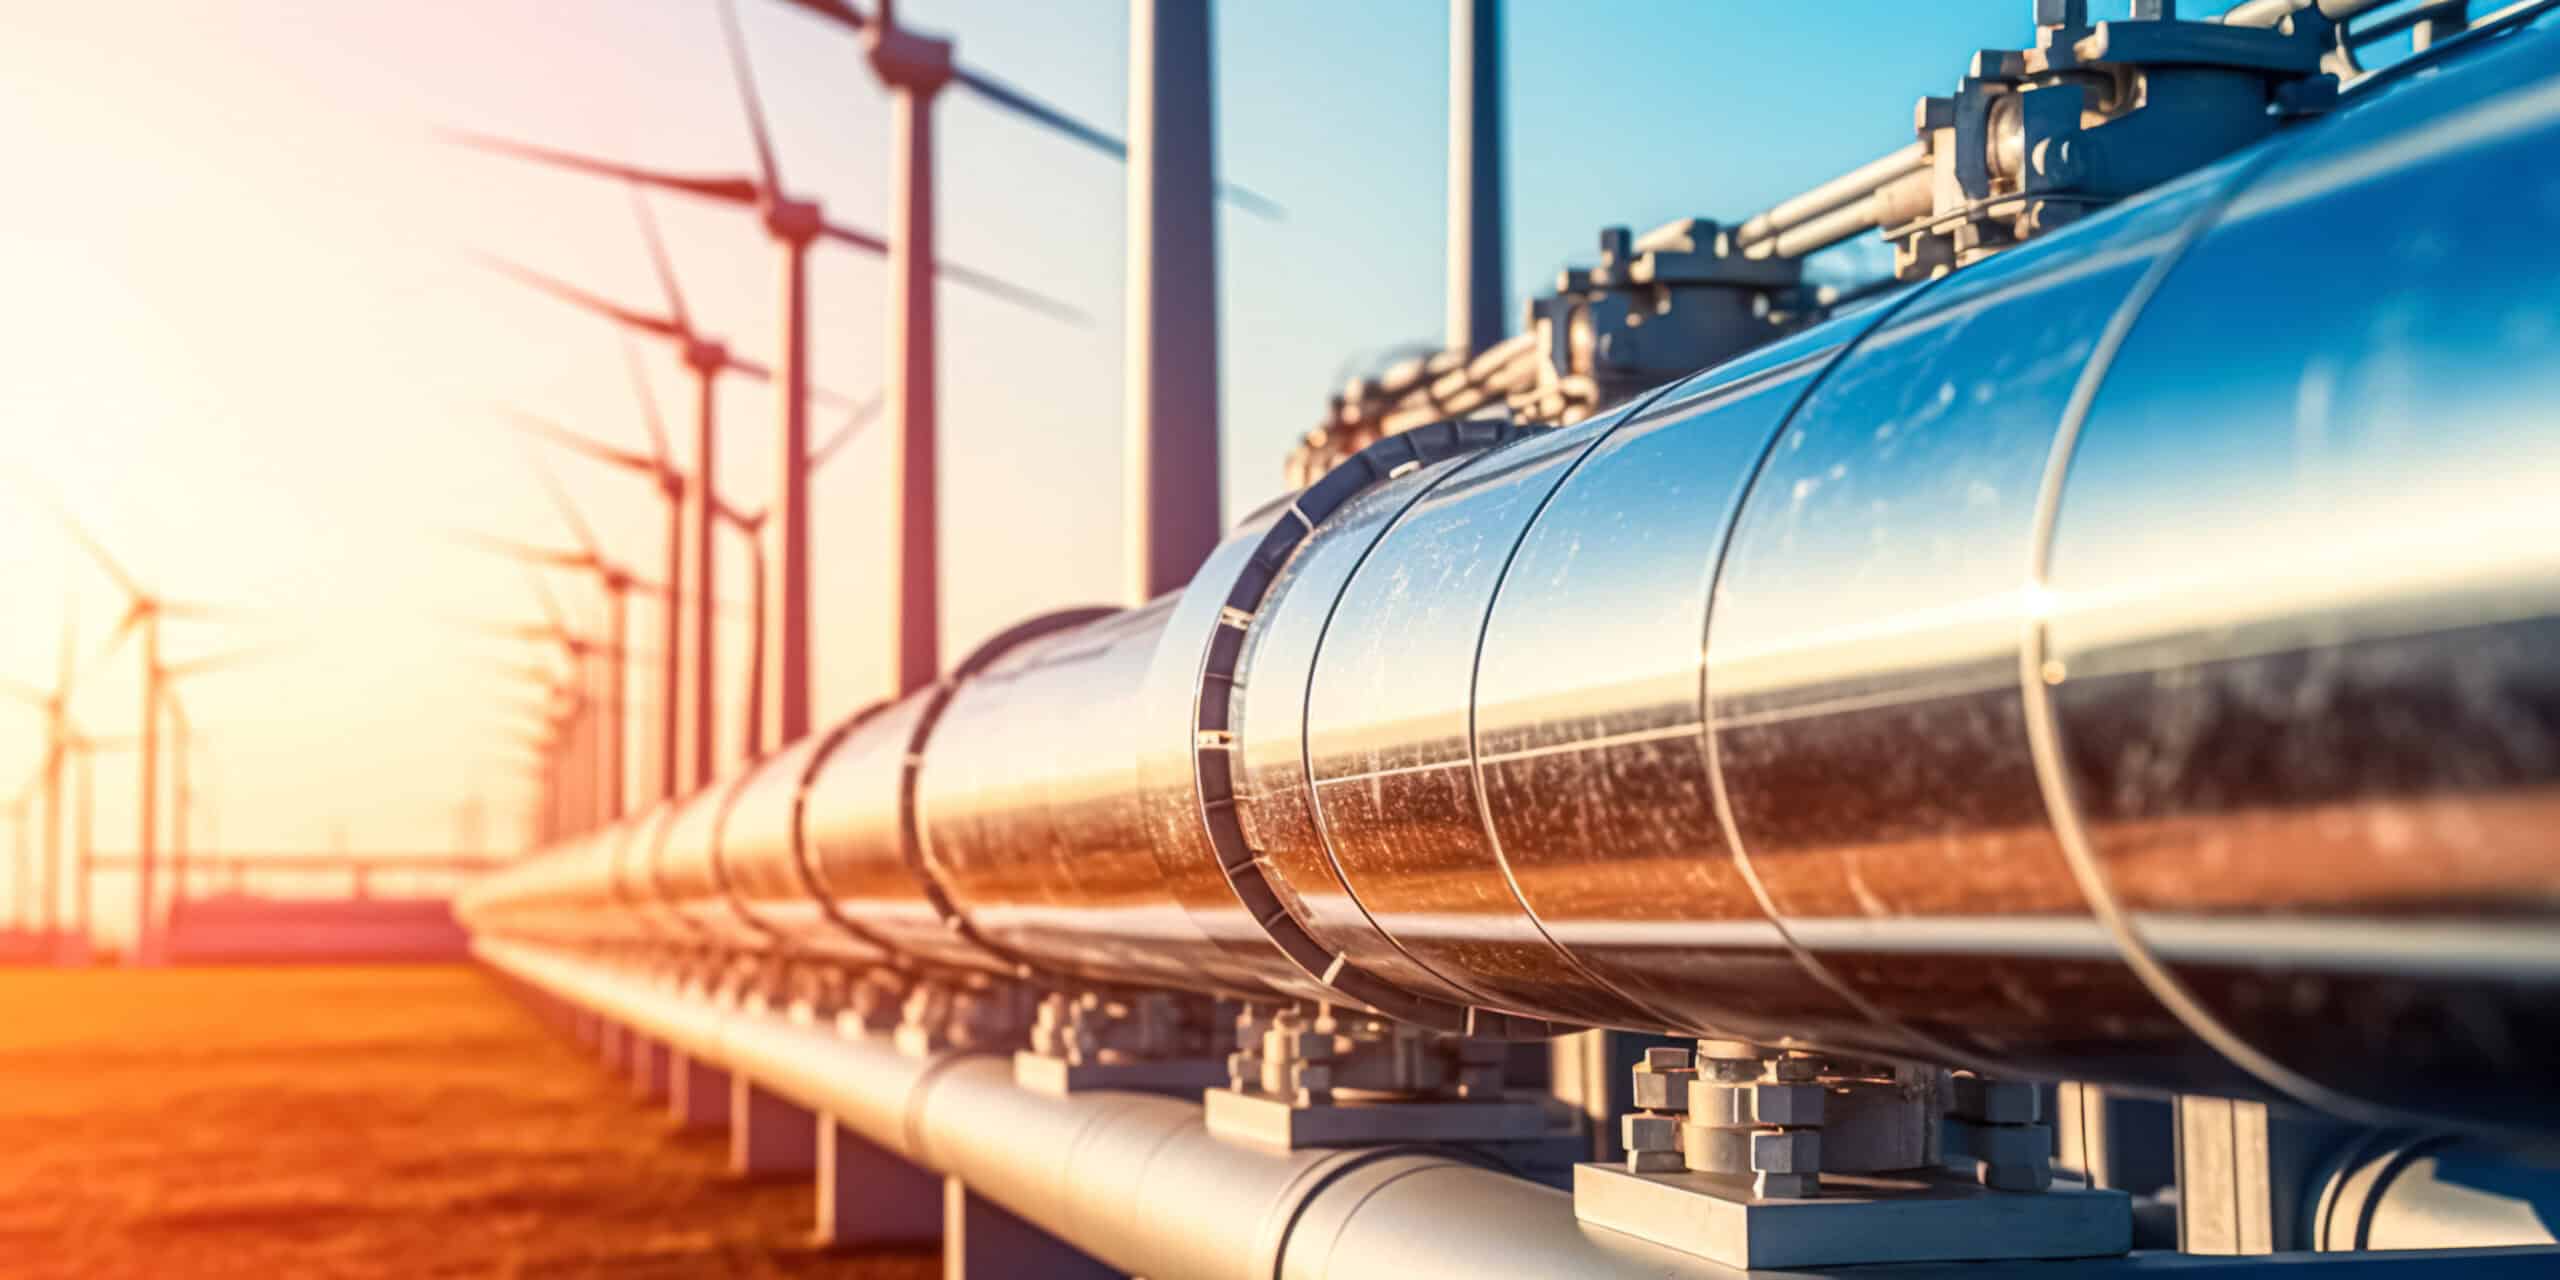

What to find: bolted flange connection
left=1949, top=1073, right=2055, bottom=1192
left=1027, top=989, right=1219, bottom=1066
left=889, top=978, right=1035, bottom=1057
left=1620, top=1043, right=1828, bottom=1199
left=1230, top=1006, right=1508, bottom=1106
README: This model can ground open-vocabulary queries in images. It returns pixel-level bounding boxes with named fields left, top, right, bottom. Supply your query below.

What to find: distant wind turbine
left=0, top=604, right=84, bottom=937
left=39, top=498, right=245, bottom=963
left=478, top=196, right=866, bottom=791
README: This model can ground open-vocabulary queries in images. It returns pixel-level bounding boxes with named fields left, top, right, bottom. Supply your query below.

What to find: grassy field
left=0, top=964, right=937, bottom=1279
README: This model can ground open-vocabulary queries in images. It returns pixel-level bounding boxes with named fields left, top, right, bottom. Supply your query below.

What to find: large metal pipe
left=461, top=15, right=2560, bottom=1134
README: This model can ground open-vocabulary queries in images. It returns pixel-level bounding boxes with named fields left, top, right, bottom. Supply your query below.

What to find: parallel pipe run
left=478, top=942, right=1719, bottom=1280
left=489, top=943, right=2560, bottom=1280
left=463, top=12, right=2560, bottom=1137
left=1730, top=141, right=1927, bottom=253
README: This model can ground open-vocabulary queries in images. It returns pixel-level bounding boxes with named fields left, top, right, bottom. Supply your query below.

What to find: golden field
left=0, top=964, right=935, bottom=1279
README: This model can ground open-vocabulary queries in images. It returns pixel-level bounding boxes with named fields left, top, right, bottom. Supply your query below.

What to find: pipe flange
left=1194, top=418, right=1570, bottom=1039
left=787, top=699, right=905, bottom=962
left=900, top=607, right=1123, bottom=981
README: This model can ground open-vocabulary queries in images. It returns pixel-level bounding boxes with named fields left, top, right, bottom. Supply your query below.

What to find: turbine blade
left=815, top=219, right=888, bottom=257
left=164, top=646, right=279, bottom=681
left=716, top=0, right=785, bottom=196
left=810, top=395, right=883, bottom=473
left=155, top=600, right=252, bottom=623
left=96, top=606, right=142, bottom=667
left=524, top=564, right=571, bottom=640
left=936, top=259, right=1091, bottom=326
left=56, top=593, right=77, bottom=695
left=628, top=187, right=693, bottom=335
left=475, top=252, right=685, bottom=341
left=619, top=336, right=676, bottom=469
left=1215, top=180, right=1287, bottom=221
left=772, top=0, right=868, bottom=33
left=763, top=0, right=1277, bottom=219
left=502, top=406, right=660, bottom=479
left=28, top=488, right=148, bottom=601
left=523, top=450, right=605, bottom=561
left=952, top=66, right=1126, bottom=162
left=438, top=129, right=760, bottom=204
left=812, top=217, right=1085, bottom=325
left=449, top=528, right=591, bottom=572
left=450, top=617, right=559, bottom=645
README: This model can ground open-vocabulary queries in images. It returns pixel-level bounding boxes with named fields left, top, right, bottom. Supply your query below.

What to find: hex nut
left=1751, top=1128, right=1822, bottom=1175
left=1643, top=1046, right=1695, bottom=1071
left=1631, top=1067, right=1694, bottom=1112
left=1755, top=1171, right=1820, bottom=1200
left=1622, top=1112, right=1681, bottom=1152
left=1752, top=1083, right=1826, bottom=1127
left=1965, top=1121, right=2053, bottom=1166
left=1952, top=1076, right=2040, bottom=1125
left=1980, top=1157, right=2055, bottom=1193
left=1628, top=1149, right=1686, bottom=1174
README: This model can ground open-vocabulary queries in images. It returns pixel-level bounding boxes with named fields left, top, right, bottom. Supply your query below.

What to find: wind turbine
left=457, top=458, right=666, bottom=823
left=0, top=605, right=82, bottom=937
left=480, top=192, right=870, bottom=789
left=770, top=0, right=1266, bottom=672
left=468, top=580, right=618, bottom=833
left=514, top=381, right=874, bottom=768
left=6, top=775, right=33, bottom=932
left=451, top=2, right=1083, bottom=746
left=40, top=501, right=239, bottom=964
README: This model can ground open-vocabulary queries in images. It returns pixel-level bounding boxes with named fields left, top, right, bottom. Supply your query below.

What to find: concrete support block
left=944, top=1177, right=1118, bottom=1280
left=628, top=1035, right=669, bottom=1101
left=669, top=1051, right=728, bottom=1132
left=731, top=1077, right=818, bottom=1177
left=815, top=1117, right=941, bottom=1249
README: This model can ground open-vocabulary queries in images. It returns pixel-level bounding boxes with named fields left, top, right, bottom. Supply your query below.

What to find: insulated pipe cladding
left=463, top=14, right=2560, bottom=1138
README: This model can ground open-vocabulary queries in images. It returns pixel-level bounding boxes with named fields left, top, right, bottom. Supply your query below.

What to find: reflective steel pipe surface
left=459, top=12, right=2560, bottom=1132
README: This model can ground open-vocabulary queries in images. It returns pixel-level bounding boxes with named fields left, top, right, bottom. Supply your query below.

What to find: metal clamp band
left=1192, top=418, right=1569, bottom=1039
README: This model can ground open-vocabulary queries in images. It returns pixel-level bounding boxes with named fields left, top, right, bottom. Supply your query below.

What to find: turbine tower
left=42, top=503, right=239, bottom=963
left=1448, top=0, right=1506, bottom=357
left=1126, top=0, right=1223, bottom=601
left=0, top=606, right=82, bottom=937
left=772, top=0, right=1278, bottom=690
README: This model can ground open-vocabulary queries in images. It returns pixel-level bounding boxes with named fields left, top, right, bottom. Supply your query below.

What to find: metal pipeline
left=484, top=942, right=2560, bottom=1278
left=461, top=11, right=2560, bottom=1133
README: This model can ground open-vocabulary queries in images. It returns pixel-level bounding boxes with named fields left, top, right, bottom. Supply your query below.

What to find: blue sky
left=0, top=1, right=2083, bottom=868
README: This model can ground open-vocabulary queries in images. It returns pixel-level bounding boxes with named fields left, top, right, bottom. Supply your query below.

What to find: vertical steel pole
left=170, top=698, right=188, bottom=914
left=1125, top=0, right=1224, bottom=603
left=136, top=618, right=160, bottom=963
left=774, top=234, right=815, bottom=742
left=40, top=743, right=61, bottom=935
left=868, top=11, right=953, bottom=697
left=606, top=585, right=629, bottom=820
left=740, top=519, right=768, bottom=762
left=1447, top=0, right=1506, bottom=357
left=659, top=494, right=684, bottom=800
left=74, top=747, right=92, bottom=951
left=687, top=358, right=721, bottom=788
